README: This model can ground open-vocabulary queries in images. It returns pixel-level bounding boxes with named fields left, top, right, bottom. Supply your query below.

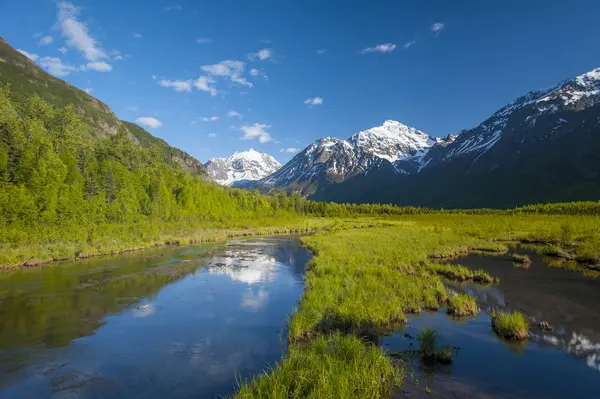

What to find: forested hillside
left=0, top=37, right=206, bottom=177
left=0, top=86, right=305, bottom=264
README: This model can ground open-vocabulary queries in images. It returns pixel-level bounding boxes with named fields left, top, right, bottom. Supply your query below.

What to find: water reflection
left=0, top=238, right=310, bottom=399
left=450, top=247, right=600, bottom=373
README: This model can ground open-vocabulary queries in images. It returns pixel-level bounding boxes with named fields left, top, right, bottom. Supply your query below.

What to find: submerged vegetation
left=511, top=253, right=531, bottom=263
left=490, top=310, right=529, bottom=341
left=417, top=329, right=453, bottom=364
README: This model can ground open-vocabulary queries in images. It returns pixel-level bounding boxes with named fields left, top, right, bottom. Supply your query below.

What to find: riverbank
left=235, top=213, right=600, bottom=397
left=0, top=217, right=363, bottom=269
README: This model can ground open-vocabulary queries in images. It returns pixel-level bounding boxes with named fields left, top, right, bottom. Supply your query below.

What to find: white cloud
left=196, top=37, right=212, bottom=44
left=227, top=110, right=242, bottom=118
left=126, top=106, right=138, bottom=112
left=58, top=46, right=68, bottom=54
left=18, top=49, right=39, bottom=61
left=134, top=33, right=143, bottom=39
left=248, top=48, right=273, bottom=61
left=240, top=123, right=272, bottom=143
left=159, top=79, right=192, bottom=92
left=39, top=36, right=53, bottom=46
left=201, top=60, right=252, bottom=87
left=193, top=75, right=218, bottom=96
left=136, top=117, right=162, bottom=128
left=199, top=116, right=219, bottom=122
left=207, top=133, right=217, bottom=138
left=304, top=96, right=323, bottom=106
left=39, top=56, right=79, bottom=76
left=151, top=75, right=157, bottom=80
left=316, top=49, right=327, bottom=55
left=113, top=55, right=124, bottom=61
left=83, top=87, right=93, bottom=93
left=57, top=2, right=108, bottom=61
left=164, top=5, right=183, bottom=11
left=85, top=61, right=112, bottom=72
left=432, top=23, right=445, bottom=33
left=250, top=68, right=263, bottom=77
left=404, top=40, right=416, bottom=49
left=280, top=148, right=299, bottom=154
left=360, top=43, right=396, bottom=54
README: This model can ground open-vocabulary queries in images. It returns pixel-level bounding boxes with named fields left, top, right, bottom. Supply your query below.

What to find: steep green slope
left=0, top=37, right=206, bottom=176
left=121, top=121, right=205, bottom=176
left=0, top=37, right=123, bottom=139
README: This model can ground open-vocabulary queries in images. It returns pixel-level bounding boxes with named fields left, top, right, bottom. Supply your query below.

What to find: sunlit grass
left=235, top=333, right=400, bottom=399
left=490, top=310, right=529, bottom=340
left=447, top=293, right=479, bottom=316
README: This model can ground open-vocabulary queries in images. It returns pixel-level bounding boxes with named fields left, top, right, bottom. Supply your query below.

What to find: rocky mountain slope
left=260, top=121, right=454, bottom=195
left=0, top=37, right=206, bottom=177
left=205, top=149, right=281, bottom=186
left=260, top=67, right=600, bottom=208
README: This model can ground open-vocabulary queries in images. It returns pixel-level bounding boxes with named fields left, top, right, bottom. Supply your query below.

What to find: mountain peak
left=205, top=150, right=281, bottom=186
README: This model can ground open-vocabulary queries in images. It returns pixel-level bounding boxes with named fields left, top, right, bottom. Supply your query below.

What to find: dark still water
left=0, top=238, right=310, bottom=399
left=385, top=248, right=600, bottom=399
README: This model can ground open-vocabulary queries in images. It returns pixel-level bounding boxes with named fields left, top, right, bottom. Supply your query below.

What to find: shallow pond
left=384, top=248, right=600, bottom=399
left=0, top=238, right=310, bottom=398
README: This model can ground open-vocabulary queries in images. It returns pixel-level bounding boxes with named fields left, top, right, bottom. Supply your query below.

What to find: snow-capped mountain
left=259, top=121, right=453, bottom=193
left=205, top=149, right=281, bottom=186
left=258, top=67, right=600, bottom=208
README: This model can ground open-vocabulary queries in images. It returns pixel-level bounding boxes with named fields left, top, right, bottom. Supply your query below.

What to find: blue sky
left=2, top=0, right=600, bottom=163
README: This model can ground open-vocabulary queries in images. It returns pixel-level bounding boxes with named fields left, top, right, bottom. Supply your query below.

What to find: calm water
left=0, top=238, right=310, bottom=399
left=385, top=248, right=600, bottom=398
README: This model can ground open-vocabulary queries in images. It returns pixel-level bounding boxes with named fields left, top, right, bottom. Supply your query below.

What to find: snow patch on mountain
left=205, top=149, right=281, bottom=186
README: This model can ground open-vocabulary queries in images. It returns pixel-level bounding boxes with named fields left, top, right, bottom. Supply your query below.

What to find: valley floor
left=234, top=214, right=600, bottom=398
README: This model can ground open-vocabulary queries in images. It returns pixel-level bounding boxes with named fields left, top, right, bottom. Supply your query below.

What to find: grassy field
left=0, top=217, right=352, bottom=269
left=235, top=213, right=600, bottom=398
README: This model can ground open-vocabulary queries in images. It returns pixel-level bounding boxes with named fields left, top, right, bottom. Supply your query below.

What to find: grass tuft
left=490, top=310, right=529, bottom=341
left=510, top=253, right=531, bottom=264
left=235, top=333, right=400, bottom=399
left=447, top=293, right=479, bottom=316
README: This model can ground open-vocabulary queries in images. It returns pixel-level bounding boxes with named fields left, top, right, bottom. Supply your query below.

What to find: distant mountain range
left=252, top=67, right=600, bottom=208
left=0, top=37, right=206, bottom=177
left=205, top=149, right=281, bottom=186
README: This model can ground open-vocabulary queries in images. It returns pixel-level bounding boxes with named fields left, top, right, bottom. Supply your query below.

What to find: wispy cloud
left=248, top=48, right=273, bottom=61
left=227, top=110, right=243, bottom=118
left=199, top=116, right=219, bottom=122
left=240, top=123, right=272, bottom=143
left=159, top=79, right=192, bottom=92
left=39, top=56, right=80, bottom=76
left=207, top=133, right=217, bottom=138
left=404, top=40, right=416, bottom=49
left=196, top=37, right=212, bottom=44
left=360, top=43, right=396, bottom=54
left=304, top=96, right=323, bottom=106
left=193, top=75, right=218, bottom=96
left=57, top=2, right=108, bottom=61
left=431, top=23, right=445, bottom=33
left=83, top=87, right=93, bottom=93
left=250, top=68, right=263, bottom=77
left=201, top=60, right=253, bottom=87
left=18, top=49, right=39, bottom=61
left=136, top=117, right=162, bottom=128
left=280, top=148, right=299, bottom=154
left=164, top=5, right=183, bottom=11
left=58, top=46, right=68, bottom=54
left=38, top=36, right=53, bottom=46
left=85, top=61, right=112, bottom=72
left=133, top=33, right=143, bottom=39
left=316, top=49, right=327, bottom=55
left=126, top=106, right=138, bottom=112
